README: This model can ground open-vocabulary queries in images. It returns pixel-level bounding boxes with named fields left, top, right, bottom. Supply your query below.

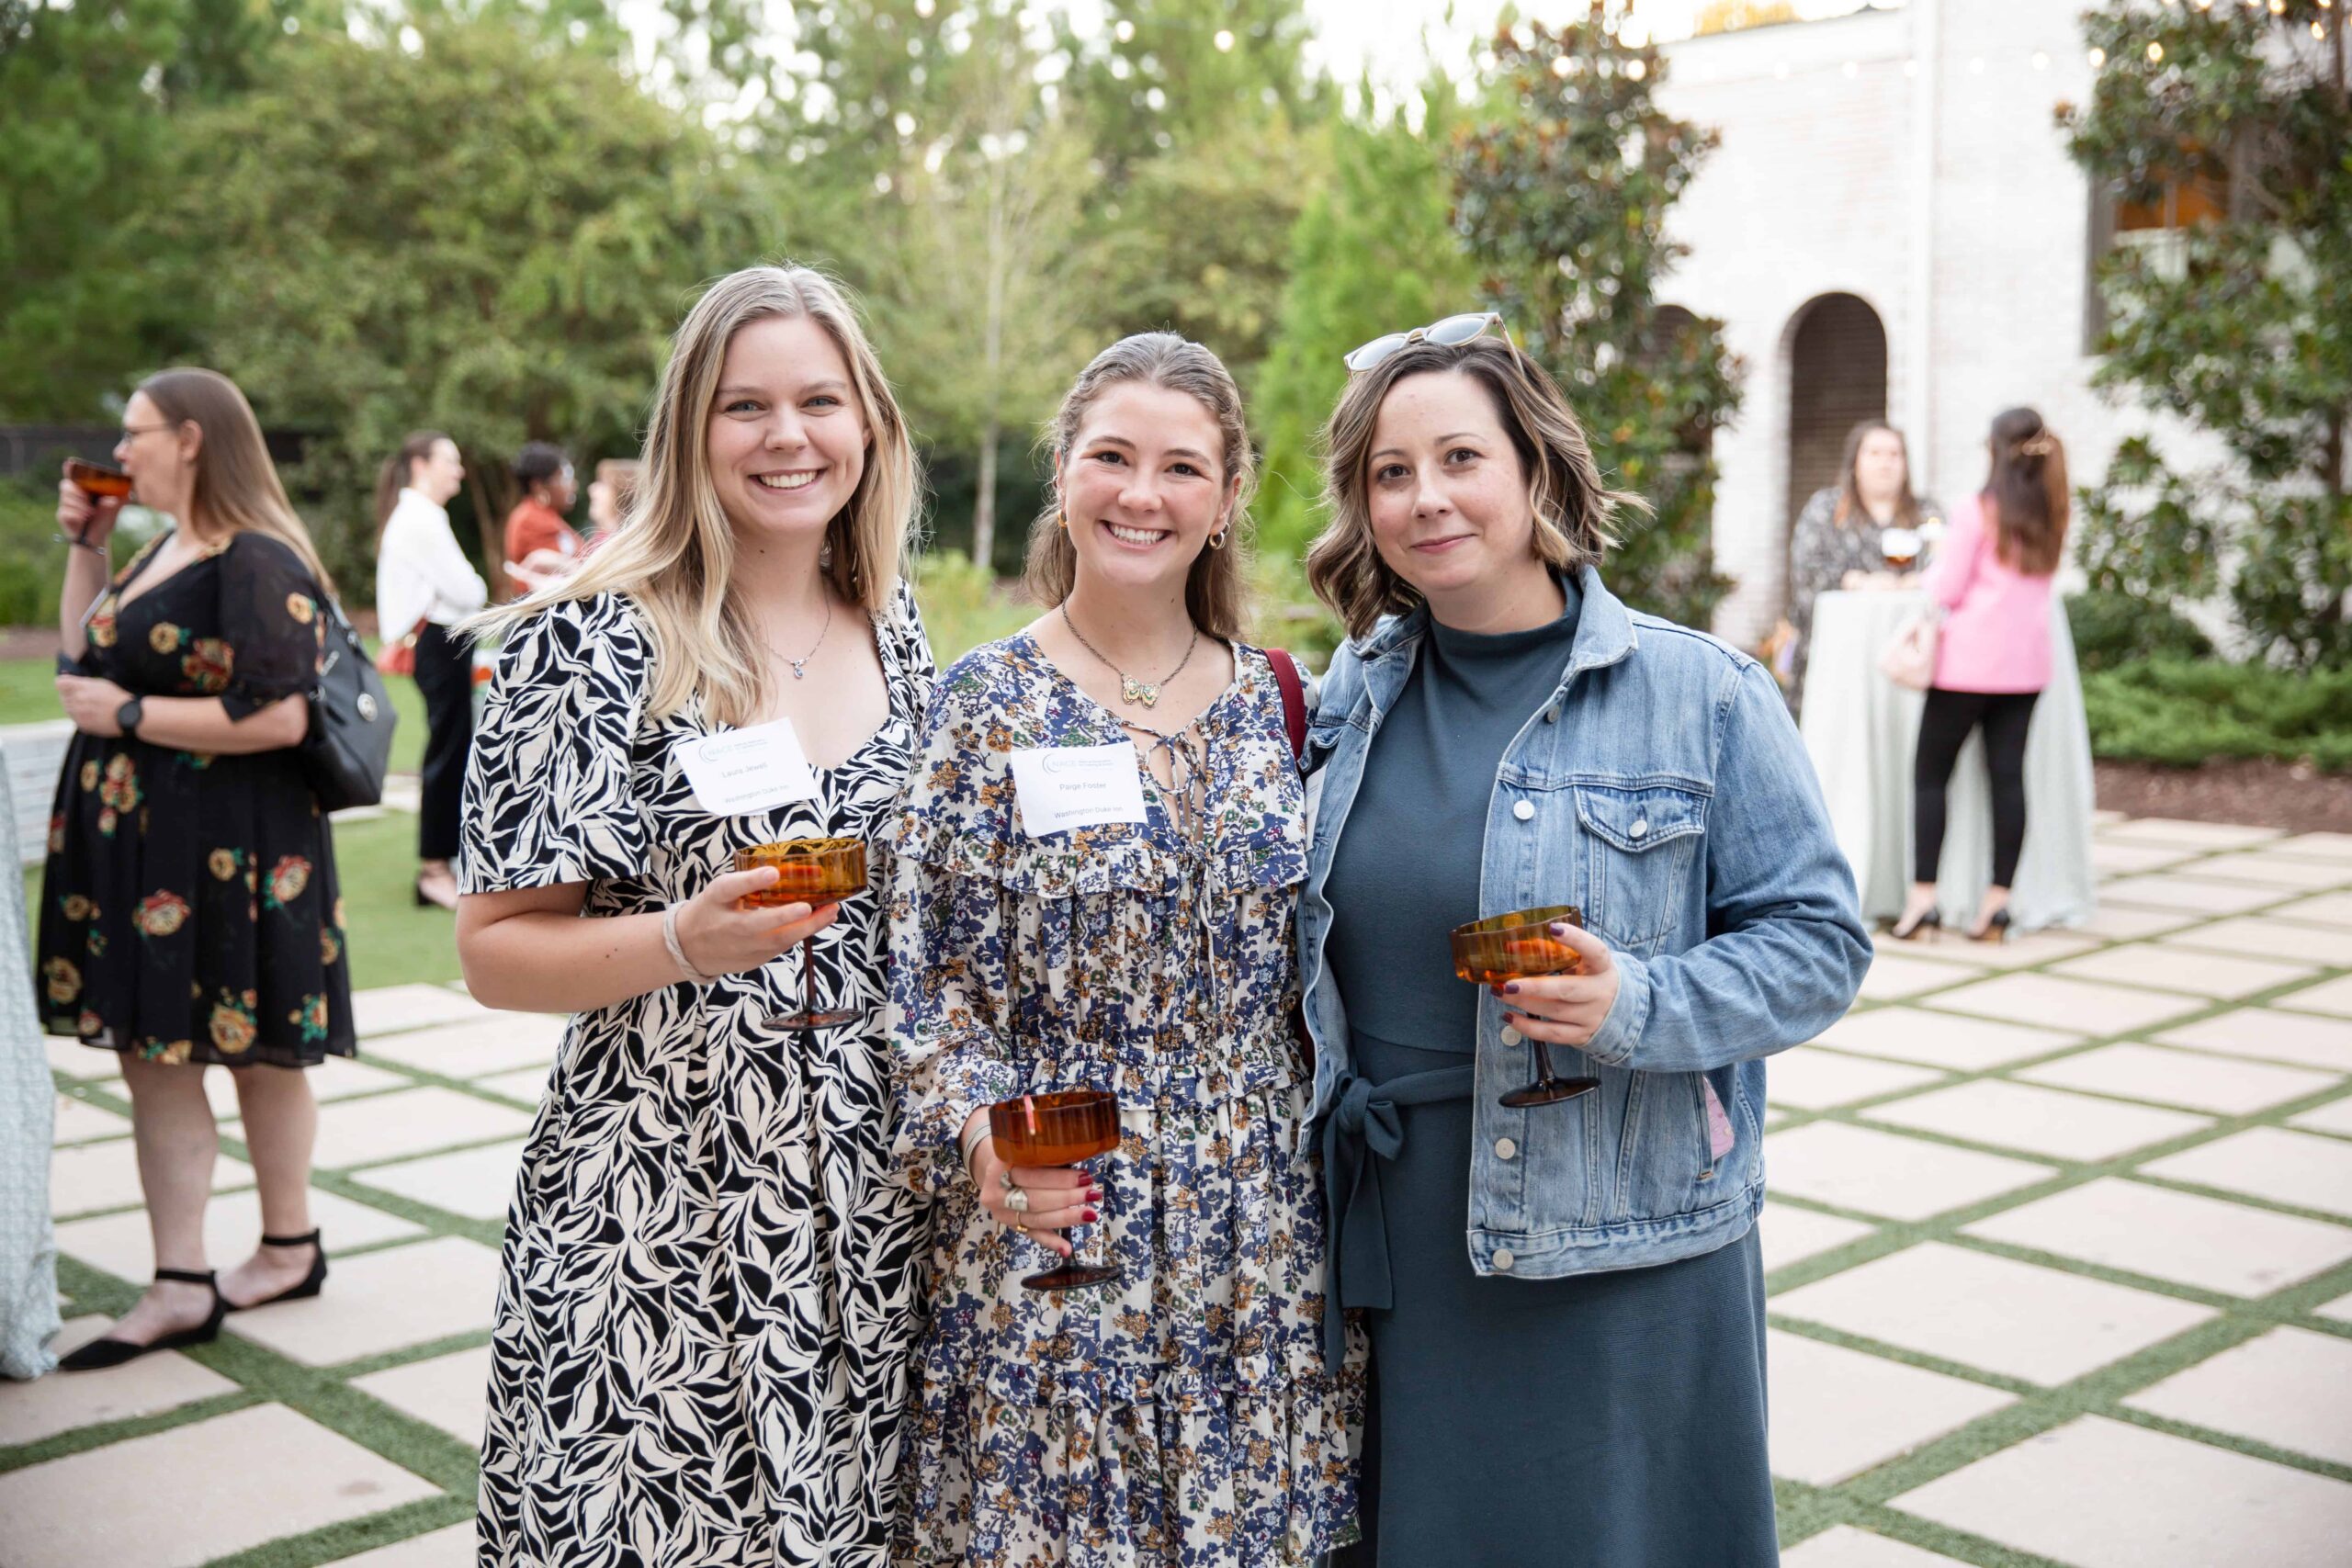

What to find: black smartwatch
left=116, top=696, right=143, bottom=740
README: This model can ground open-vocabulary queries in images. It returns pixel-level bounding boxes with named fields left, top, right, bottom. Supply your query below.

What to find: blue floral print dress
left=886, top=633, right=1363, bottom=1566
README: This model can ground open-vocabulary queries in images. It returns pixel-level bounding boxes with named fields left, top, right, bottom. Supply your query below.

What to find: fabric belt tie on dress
left=1319, top=1063, right=1476, bottom=1375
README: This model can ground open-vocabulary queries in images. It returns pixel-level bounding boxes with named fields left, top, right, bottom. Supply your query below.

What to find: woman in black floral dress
left=39, top=368, right=352, bottom=1371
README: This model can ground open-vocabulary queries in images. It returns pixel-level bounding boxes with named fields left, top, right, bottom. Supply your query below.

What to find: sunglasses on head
left=1342, top=311, right=1509, bottom=373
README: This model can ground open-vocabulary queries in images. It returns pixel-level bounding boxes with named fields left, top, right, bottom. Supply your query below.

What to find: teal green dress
left=1322, top=582, right=1779, bottom=1566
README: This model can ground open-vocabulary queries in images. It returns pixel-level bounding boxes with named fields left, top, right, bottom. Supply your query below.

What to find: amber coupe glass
left=989, top=1089, right=1122, bottom=1292
left=1451, top=904, right=1600, bottom=1108
left=65, top=458, right=132, bottom=500
left=734, top=838, right=866, bottom=1029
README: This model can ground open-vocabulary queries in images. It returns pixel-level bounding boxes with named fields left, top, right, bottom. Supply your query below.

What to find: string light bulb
left=2146, top=39, right=2165, bottom=62
left=2087, top=45, right=2108, bottom=66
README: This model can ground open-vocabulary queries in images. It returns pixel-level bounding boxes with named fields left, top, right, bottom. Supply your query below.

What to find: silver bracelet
left=959, top=1124, right=994, bottom=1176
left=661, top=903, right=718, bottom=984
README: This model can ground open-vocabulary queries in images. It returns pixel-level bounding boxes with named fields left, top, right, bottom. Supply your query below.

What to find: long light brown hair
left=138, top=368, right=337, bottom=595
left=1983, top=406, right=2069, bottom=576
left=1022, top=333, right=1255, bottom=644
left=469, top=265, right=921, bottom=726
left=1306, top=337, right=1641, bottom=641
left=1831, top=420, right=1924, bottom=530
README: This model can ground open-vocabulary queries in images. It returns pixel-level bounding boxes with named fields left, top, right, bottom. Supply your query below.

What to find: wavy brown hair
left=139, top=367, right=336, bottom=596
left=468, top=265, right=921, bottom=726
left=1306, top=337, right=1641, bottom=641
left=1831, top=420, right=1924, bottom=530
left=1983, top=406, right=2069, bottom=576
left=1022, top=333, right=1255, bottom=644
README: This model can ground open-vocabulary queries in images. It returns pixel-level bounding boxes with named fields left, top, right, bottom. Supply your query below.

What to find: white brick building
left=1654, top=0, right=2210, bottom=649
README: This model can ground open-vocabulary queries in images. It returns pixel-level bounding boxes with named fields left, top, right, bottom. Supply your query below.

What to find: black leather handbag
left=300, top=593, right=399, bottom=812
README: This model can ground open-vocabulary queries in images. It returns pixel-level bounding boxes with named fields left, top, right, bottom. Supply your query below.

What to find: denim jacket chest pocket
left=1572, top=782, right=1709, bottom=956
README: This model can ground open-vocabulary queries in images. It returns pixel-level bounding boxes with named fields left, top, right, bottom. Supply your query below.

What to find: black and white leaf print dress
left=461, top=587, right=934, bottom=1568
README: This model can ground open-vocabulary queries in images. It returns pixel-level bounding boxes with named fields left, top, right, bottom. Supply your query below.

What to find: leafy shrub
left=911, top=551, right=1035, bottom=666
left=2066, top=589, right=2214, bottom=674
left=0, top=479, right=71, bottom=627
left=2082, top=658, right=2352, bottom=773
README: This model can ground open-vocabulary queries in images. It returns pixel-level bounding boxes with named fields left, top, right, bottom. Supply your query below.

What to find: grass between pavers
left=9, top=842, right=2351, bottom=1567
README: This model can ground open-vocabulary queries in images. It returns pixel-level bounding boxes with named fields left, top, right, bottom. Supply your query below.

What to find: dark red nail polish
left=1504, top=982, right=1521, bottom=995
left=1082, top=1209, right=1099, bottom=1224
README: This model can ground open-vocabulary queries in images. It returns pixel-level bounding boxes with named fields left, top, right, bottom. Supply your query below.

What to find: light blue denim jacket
left=1300, top=567, right=1870, bottom=1282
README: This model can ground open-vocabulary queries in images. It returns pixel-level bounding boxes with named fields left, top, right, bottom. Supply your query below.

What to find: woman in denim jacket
left=1300, top=325, right=1871, bottom=1565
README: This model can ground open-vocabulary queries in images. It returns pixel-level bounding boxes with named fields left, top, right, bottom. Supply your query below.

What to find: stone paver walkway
left=6, top=814, right=2351, bottom=1565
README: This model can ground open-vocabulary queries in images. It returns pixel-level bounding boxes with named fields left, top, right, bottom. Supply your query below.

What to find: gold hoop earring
left=1057, top=511, right=1069, bottom=531
left=1207, top=530, right=1227, bottom=551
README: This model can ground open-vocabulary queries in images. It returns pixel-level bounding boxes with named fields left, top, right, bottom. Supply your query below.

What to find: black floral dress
left=36, top=528, right=355, bottom=1068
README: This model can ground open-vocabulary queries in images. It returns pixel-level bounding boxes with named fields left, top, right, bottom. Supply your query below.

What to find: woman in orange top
left=501, top=441, right=582, bottom=597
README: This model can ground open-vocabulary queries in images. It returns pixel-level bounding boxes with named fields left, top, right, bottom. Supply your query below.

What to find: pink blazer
left=1926, top=491, right=2056, bottom=694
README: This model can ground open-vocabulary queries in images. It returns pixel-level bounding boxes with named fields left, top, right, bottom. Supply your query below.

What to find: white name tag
left=1010, top=742, right=1148, bottom=838
left=674, top=719, right=821, bottom=815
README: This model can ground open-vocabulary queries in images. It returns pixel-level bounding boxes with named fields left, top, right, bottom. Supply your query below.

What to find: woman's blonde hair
left=1022, top=333, right=1256, bottom=644
left=1305, top=337, right=1643, bottom=642
left=138, top=368, right=337, bottom=596
left=469, top=265, right=920, bottom=725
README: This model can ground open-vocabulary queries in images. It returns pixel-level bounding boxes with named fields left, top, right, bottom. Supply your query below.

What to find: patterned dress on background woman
left=1783, top=485, right=1943, bottom=715
left=37, top=528, right=352, bottom=1066
left=461, top=586, right=934, bottom=1568
left=887, top=634, right=1363, bottom=1567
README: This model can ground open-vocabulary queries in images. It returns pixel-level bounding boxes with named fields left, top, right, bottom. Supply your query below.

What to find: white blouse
left=376, top=488, right=489, bottom=635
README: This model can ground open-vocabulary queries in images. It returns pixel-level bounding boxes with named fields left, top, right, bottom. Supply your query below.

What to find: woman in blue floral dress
left=887, top=334, right=1362, bottom=1565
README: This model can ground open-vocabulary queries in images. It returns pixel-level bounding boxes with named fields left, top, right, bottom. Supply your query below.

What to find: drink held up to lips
left=65, top=458, right=132, bottom=501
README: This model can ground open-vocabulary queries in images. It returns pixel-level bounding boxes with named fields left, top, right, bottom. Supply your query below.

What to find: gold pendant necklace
left=1060, top=604, right=1198, bottom=710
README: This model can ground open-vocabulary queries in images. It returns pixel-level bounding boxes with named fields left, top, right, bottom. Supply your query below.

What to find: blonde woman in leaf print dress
left=887, top=333, right=1363, bottom=1566
left=39, top=367, right=352, bottom=1371
left=457, top=265, right=933, bottom=1566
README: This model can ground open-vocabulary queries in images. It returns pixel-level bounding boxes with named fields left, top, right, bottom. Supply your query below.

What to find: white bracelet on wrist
left=661, top=903, right=718, bottom=984
left=960, top=1125, right=994, bottom=1176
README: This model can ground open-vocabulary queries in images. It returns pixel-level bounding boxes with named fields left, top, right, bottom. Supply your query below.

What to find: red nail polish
left=1082, top=1209, right=1099, bottom=1224
left=1087, top=1187, right=1102, bottom=1201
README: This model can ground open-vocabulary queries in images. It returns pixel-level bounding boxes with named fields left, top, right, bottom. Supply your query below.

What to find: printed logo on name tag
left=1009, top=742, right=1148, bottom=838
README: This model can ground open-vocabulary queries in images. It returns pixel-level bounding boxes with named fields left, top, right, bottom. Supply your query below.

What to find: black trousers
left=1914, top=686, right=2040, bottom=889
left=412, top=620, right=476, bottom=863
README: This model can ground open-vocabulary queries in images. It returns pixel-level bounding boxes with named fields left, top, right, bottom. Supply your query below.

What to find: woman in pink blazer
left=1890, top=409, right=2070, bottom=943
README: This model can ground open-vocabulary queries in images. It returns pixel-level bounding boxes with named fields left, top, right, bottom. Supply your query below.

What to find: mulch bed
left=2098, top=759, right=2352, bottom=834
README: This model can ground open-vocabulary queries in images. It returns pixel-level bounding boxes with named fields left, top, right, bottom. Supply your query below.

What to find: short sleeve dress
left=37, top=528, right=354, bottom=1066
left=462, top=585, right=935, bottom=1568
left=885, top=634, right=1363, bottom=1566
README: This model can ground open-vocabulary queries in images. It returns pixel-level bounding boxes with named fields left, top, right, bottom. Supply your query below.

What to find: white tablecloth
left=1799, top=591, right=2098, bottom=931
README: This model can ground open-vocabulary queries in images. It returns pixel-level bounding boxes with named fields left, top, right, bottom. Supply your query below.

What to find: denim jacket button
left=1495, top=1137, right=1518, bottom=1160
left=1499, top=1025, right=1521, bottom=1046
left=1491, top=1249, right=1516, bottom=1270
left=1632, top=818, right=1649, bottom=839
left=1511, top=799, right=1534, bottom=822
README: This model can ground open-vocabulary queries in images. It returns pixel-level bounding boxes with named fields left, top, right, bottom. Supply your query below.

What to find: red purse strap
left=1266, top=648, right=1306, bottom=761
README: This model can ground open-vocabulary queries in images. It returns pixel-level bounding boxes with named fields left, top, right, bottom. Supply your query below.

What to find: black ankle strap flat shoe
left=225, top=1230, right=329, bottom=1312
left=59, top=1268, right=226, bottom=1371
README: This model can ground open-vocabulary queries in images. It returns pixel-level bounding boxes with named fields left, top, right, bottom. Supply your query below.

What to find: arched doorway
left=1783, top=292, right=1888, bottom=537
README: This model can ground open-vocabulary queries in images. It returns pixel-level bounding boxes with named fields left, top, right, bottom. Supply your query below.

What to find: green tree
left=1254, top=82, right=1478, bottom=567
left=1048, top=0, right=1330, bottom=391
left=865, top=2, right=1094, bottom=572
left=0, top=0, right=334, bottom=419
left=2062, top=0, right=2351, bottom=669
left=155, top=14, right=778, bottom=584
left=1449, top=7, right=1741, bottom=628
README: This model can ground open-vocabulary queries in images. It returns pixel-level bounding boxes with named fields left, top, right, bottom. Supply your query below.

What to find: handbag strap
left=1266, top=648, right=1306, bottom=761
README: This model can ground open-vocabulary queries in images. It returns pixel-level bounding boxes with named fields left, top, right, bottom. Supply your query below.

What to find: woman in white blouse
left=374, top=432, right=488, bottom=909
